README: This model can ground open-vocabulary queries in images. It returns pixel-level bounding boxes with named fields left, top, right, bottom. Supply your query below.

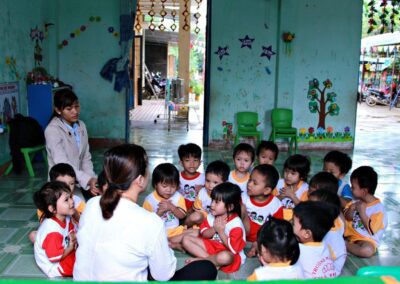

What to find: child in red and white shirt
left=182, top=182, right=246, bottom=273
left=177, top=143, right=205, bottom=210
left=242, top=164, right=283, bottom=257
left=33, top=181, right=77, bottom=278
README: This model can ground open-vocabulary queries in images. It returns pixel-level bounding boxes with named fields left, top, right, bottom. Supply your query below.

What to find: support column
left=178, top=0, right=191, bottom=102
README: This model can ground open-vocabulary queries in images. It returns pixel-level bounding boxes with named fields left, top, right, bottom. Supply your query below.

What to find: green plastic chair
left=234, top=112, right=262, bottom=146
left=357, top=266, right=400, bottom=280
left=3, top=124, right=47, bottom=177
left=269, top=108, right=298, bottom=154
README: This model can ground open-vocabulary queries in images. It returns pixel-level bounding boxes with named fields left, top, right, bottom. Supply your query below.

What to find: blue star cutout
left=214, top=46, right=229, bottom=60
left=239, top=35, right=255, bottom=49
left=260, top=45, right=276, bottom=60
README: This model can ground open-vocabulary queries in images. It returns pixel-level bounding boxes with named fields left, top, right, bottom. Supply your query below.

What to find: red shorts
left=203, top=239, right=242, bottom=273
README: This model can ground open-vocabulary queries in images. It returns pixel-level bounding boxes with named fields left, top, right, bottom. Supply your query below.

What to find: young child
left=256, top=140, right=279, bottom=166
left=30, top=163, right=86, bottom=243
left=293, top=201, right=337, bottom=279
left=228, top=143, right=255, bottom=194
left=323, top=150, right=353, bottom=207
left=274, top=154, right=310, bottom=220
left=307, top=171, right=339, bottom=198
left=33, top=181, right=77, bottom=277
left=187, top=160, right=230, bottom=227
left=309, top=190, right=346, bottom=276
left=177, top=143, right=205, bottom=210
left=344, top=166, right=387, bottom=258
left=182, top=182, right=246, bottom=273
left=143, top=163, right=187, bottom=239
left=247, top=218, right=303, bottom=280
left=242, top=164, right=283, bottom=257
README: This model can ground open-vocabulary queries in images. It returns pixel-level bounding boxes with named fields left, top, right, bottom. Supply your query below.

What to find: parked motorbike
left=365, top=88, right=392, bottom=107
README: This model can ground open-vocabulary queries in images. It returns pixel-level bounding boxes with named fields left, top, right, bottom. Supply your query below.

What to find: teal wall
left=208, top=0, right=362, bottom=145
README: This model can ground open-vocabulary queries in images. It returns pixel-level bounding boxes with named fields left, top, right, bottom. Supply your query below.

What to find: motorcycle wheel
left=365, top=96, right=376, bottom=107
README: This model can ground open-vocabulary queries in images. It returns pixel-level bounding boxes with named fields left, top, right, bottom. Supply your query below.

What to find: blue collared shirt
left=62, top=120, right=81, bottom=149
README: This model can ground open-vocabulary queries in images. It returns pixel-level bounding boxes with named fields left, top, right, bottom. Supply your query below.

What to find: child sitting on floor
left=323, top=150, right=353, bottom=207
left=186, top=160, right=230, bottom=227
left=256, top=140, right=279, bottom=166
left=182, top=182, right=246, bottom=273
left=247, top=217, right=303, bottom=280
left=307, top=171, right=339, bottom=199
left=274, top=154, right=310, bottom=220
left=242, top=164, right=283, bottom=257
left=344, top=166, right=387, bottom=258
left=309, top=190, right=346, bottom=276
left=293, top=201, right=337, bottom=278
left=228, top=143, right=255, bottom=195
left=177, top=143, right=205, bottom=211
left=33, top=181, right=77, bottom=277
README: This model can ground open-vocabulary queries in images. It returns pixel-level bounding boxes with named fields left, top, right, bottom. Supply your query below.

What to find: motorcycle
left=364, top=88, right=392, bottom=107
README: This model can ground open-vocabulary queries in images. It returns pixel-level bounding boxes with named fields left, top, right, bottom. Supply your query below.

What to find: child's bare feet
left=169, top=241, right=186, bottom=253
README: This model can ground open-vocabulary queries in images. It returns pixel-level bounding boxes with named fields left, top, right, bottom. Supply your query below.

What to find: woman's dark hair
left=100, top=144, right=148, bottom=220
left=152, top=163, right=180, bottom=188
left=33, top=181, right=71, bottom=222
left=49, top=163, right=76, bottom=181
left=52, top=88, right=78, bottom=117
left=257, top=217, right=300, bottom=265
left=309, top=171, right=338, bottom=193
left=210, top=182, right=242, bottom=217
left=283, top=154, right=311, bottom=182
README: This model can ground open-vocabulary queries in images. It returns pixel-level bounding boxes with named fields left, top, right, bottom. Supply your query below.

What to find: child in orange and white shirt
left=247, top=218, right=303, bottom=281
left=273, top=154, right=310, bottom=220
left=228, top=143, right=255, bottom=195
left=344, top=166, right=387, bottom=258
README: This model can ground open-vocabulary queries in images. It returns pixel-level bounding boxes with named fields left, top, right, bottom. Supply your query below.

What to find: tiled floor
left=0, top=103, right=399, bottom=279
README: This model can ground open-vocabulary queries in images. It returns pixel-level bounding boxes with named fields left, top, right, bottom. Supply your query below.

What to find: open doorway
left=130, top=0, right=206, bottom=133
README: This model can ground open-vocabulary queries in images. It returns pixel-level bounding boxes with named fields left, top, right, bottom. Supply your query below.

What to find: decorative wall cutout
left=260, top=45, right=276, bottom=60
left=58, top=16, right=102, bottom=49
left=282, top=32, right=295, bottom=56
left=239, top=35, right=255, bottom=49
left=215, top=46, right=229, bottom=60
left=5, top=56, right=20, bottom=80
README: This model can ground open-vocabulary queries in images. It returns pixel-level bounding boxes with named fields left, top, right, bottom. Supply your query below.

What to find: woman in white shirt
left=73, top=144, right=217, bottom=281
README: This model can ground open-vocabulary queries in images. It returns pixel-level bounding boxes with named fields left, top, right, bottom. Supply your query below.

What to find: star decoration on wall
left=260, top=45, right=276, bottom=60
left=214, top=46, right=230, bottom=60
left=239, top=35, right=255, bottom=49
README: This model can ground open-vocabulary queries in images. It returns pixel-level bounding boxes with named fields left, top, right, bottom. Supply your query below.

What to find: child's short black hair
left=206, top=160, right=230, bottom=182
left=178, top=143, right=202, bottom=160
left=257, top=217, right=300, bottom=265
left=49, top=163, right=76, bottom=181
left=350, top=166, right=378, bottom=195
left=309, top=190, right=341, bottom=218
left=211, top=182, right=242, bottom=218
left=232, top=143, right=255, bottom=162
left=309, top=172, right=338, bottom=194
left=323, top=150, right=352, bottom=175
left=284, top=154, right=311, bottom=182
left=152, top=163, right=180, bottom=188
left=293, top=201, right=337, bottom=242
left=33, top=181, right=72, bottom=222
left=256, top=140, right=279, bottom=160
left=252, top=164, right=279, bottom=189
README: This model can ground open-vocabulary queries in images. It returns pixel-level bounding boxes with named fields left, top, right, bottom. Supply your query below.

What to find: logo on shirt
left=248, top=211, right=270, bottom=225
left=180, top=184, right=196, bottom=200
left=352, top=211, right=366, bottom=231
left=161, top=211, right=176, bottom=223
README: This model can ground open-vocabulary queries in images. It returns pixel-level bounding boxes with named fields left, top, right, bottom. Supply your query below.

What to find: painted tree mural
left=307, top=78, right=340, bottom=129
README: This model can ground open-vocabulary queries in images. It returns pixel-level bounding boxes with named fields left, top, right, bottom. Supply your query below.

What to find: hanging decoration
left=239, top=35, right=255, bottom=49
left=367, top=0, right=400, bottom=34
left=260, top=45, right=276, bottom=60
left=215, top=46, right=229, bottom=60
left=282, top=32, right=295, bottom=56
left=148, top=0, right=156, bottom=31
left=108, top=26, right=119, bottom=38
left=159, top=0, right=167, bottom=31
left=170, top=0, right=177, bottom=31
left=182, top=0, right=190, bottom=31
left=135, top=0, right=142, bottom=32
left=57, top=16, right=101, bottom=49
left=193, top=0, right=203, bottom=34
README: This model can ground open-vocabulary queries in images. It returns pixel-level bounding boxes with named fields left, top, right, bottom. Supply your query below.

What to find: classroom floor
left=0, top=103, right=399, bottom=279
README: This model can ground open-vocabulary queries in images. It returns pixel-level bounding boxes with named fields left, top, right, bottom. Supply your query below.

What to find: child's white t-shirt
left=228, top=170, right=250, bottom=195
left=298, top=242, right=337, bottom=279
left=247, top=262, right=304, bottom=281
left=178, top=172, right=205, bottom=210
left=324, top=217, right=346, bottom=276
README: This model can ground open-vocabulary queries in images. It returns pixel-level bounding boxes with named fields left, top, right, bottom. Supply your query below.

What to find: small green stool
left=4, top=145, right=47, bottom=177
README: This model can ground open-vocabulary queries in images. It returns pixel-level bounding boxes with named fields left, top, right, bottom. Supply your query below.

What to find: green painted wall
left=208, top=0, right=362, bottom=146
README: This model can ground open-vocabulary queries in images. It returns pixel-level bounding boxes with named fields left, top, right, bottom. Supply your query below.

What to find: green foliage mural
left=307, top=78, right=340, bottom=129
